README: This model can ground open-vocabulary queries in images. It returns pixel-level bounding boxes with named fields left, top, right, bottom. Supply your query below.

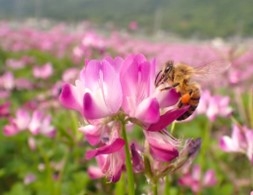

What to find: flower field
left=0, top=21, right=252, bottom=195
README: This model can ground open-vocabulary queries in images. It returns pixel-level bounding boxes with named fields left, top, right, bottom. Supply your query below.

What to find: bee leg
left=155, top=70, right=163, bottom=87
left=160, top=83, right=179, bottom=91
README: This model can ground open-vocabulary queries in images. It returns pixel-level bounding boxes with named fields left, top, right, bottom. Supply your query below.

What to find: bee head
left=155, top=60, right=174, bottom=87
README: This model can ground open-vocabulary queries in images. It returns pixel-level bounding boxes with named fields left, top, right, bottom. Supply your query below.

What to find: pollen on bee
left=181, top=93, right=191, bottom=104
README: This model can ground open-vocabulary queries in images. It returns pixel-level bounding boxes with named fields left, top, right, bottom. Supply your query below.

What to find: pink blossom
left=60, top=57, right=123, bottom=119
left=3, top=108, right=55, bottom=138
left=0, top=71, right=15, bottom=90
left=33, top=63, right=53, bottom=79
left=0, top=102, right=10, bottom=117
left=130, top=143, right=144, bottom=173
left=179, top=165, right=217, bottom=193
left=62, top=68, right=80, bottom=82
left=28, top=111, right=55, bottom=137
left=145, top=131, right=179, bottom=162
left=120, top=54, right=185, bottom=129
left=143, top=134, right=201, bottom=179
left=220, top=124, right=253, bottom=164
left=6, top=58, right=26, bottom=69
left=28, top=137, right=36, bottom=151
left=15, top=78, right=33, bottom=90
left=197, top=90, right=232, bottom=121
left=24, top=173, right=36, bottom=185
left=87, top=166, right=104, bottom=179
left=60, top=54, right=193, bottom=182
left=85, top=122, right=125, bottom=182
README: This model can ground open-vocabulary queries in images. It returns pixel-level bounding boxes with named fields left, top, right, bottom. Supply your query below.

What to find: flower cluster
left=219, top=124, right=253, bottom=164
left=196, top=90, right=232, bottom=121
left=3, top=108, right=55, bottom=137
left=179, top=165, right=217, bottom=193
left=60, top=54, right=201, bottom=182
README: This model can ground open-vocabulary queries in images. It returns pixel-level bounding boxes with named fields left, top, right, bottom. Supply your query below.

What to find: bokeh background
left=0, top=1, right=253, bottom=195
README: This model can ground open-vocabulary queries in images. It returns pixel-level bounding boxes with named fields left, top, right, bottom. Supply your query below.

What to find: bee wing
left=191, top=60, right=231, bottom=82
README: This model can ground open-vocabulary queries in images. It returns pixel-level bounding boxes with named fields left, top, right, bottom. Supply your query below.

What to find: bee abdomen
left=177, top=96, right=200, bottom=121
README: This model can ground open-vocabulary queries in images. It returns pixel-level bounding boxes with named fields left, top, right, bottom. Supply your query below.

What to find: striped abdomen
left=177, top=89, right=200, bottom=121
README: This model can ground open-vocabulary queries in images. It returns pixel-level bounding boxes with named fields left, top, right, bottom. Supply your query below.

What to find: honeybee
left=155, top=60, right=230, bottom=120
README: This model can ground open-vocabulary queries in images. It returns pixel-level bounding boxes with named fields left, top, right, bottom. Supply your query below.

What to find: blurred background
left=1, top=0, right=253, bottom=39
left=0, top=1, right=253, bottom=195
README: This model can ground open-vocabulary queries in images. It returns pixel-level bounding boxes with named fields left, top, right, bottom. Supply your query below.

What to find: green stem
left=121, top=120, right=135, bottom=195
left=199, top=119, right=211, bottom=168
left=152, top=180, right=158, bottom=195
left=248, top=91, right=253, bottom=129
left=164, top=175, right=170, bottom=195
left=251, top=165, right=253, bottom=187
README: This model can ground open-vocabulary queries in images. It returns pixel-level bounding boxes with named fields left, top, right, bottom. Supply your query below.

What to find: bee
left=155, top=60, right=230, bottom=120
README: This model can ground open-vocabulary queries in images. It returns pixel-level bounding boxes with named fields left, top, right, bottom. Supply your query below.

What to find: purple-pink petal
left=85, top=138, right=125, bottom=160
left=79, top=125, right=101, bottom=146
left=219, top=136, right=240, bottom=152
left=147, top=106, right=189, bottom=131
left=155, top=88, right=180, bottom=108
left=83, top=92, right=112, bottom=119
left=149, top=143, right=179, bottom=162
left=203, top=170, right=217, bottom=187
left=59, top=83, right=82, bottom=113
left=87, top=166, right=104, bottom=179
left=135, top=98, right=160, bottom=124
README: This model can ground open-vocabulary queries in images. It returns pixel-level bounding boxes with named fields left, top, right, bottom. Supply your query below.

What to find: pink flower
left=15, top=78, right=33, bottom=90
left=6, top=58, right=26, bottom=69
left=145, top=131, right=179, bottom=162
left=0, top=101, right=10, bottom=117
left=62, top=68, right=80, bottom=82
left=28, top=111, right=55, bottom=137
left=220, top=124, right=253, bottom=164
left=179, top=165, right=217, bottom=193
left=33, top=63, right=53, bottom=79
left=130, top=143, right=144, bottom=173
left=0, top=71, right=15, bottom=90
left=120, top=54, right=186, bottom=130
left=4, top=108, right=31, bottom=136
left=144, top=132, right=201, bottom=177
left=24, top=173, right=36, bottom=185
left=197, top=90, right=232, bottom=121
left=85, top=122, right=125, bottom=182
left=60, top=57, right=123, bottom=119
left=3, top=108, right=55, bottom=138
left=87, top=166, right=104, bottom=179
left=60, top=54, right=193, bottom=182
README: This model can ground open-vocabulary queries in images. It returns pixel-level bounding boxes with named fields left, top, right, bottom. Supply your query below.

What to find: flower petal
left=85, top=138, right=125, bottom=160
left=219, top=136, right=241, bottom=152
left=82, top=59, right=123, bottom=114
left=135, top=98, right=160, bottom=124
left=59, top=83, right=83, bottom=113
left=87, top=166, right=104, bottom=179
left=3, top=123, right=19, bottom=136
left=245, top=130, right=253, bottom=164
left=79, top=125, right=101, bottom=146
left=83, top=92, right=112, bottom=119
left=147, top=106, right=189, bottom=131
left=203, top=170, right=217, bottom=187
left=155, top=88, right=180, bottom=108
left=146, top=131, right=179, bottom=162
